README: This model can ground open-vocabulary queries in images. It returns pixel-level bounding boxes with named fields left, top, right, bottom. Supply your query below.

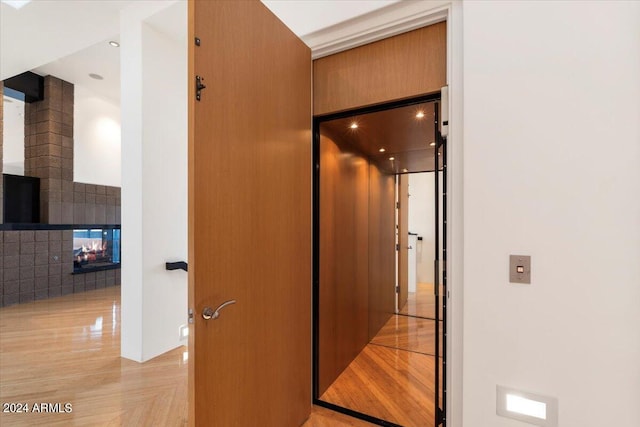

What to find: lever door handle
left=202, top=300, right=237, bottom=320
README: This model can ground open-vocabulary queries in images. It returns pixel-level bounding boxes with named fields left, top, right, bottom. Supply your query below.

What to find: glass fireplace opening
left=73, top=228, right=121, bottom=273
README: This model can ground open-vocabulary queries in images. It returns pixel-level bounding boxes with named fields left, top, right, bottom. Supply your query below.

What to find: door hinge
left=196, top=75, right=207, bottom=101
left=395, top=286, right=400, bottom=294
left=195, top=37, right=201, bottom=46
left=396, top=244, right=400, bottom=251
left=437, top=407, right=445, bottom=426
left=396, top=201, right=400, bottom=209
left=188, top=308, right=194, bottom=324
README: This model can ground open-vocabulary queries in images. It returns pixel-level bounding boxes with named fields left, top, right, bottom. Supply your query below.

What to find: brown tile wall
left=24, top=76, right=74, bottom=223
left=0, top=230, right=120, bottom=307
left=73, top=183, right=121, bottom=224
left=9, top=75, right=121, bottom=225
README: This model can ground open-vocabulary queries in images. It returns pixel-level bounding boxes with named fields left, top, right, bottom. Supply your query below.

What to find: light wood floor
left=0, top=287, right=188, bottom=426
left=399, top=282, right=444, bottom=319
left=0, top=286, right=377, bottom=426
left=319, top=344, right=436, bottom=427
left=318, top=305, right=442, bottom=426
left=370, top=314, right=441, bottom=356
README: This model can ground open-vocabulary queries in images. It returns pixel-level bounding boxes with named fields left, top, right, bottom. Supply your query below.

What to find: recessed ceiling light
left=109, top=41, right=120, bottom=48
left=379, top=148, right=385, bottom=153
left=430, top=142, right=436, bottom=147
left=1, top=0, right=32, bottom=10
left=89, top=73, right=104, bottom=80
left=350, top=123, right=358, bottom=129
left=416, top=111, right=425, bottom=119
left=389, top=157, right=395, bottom=161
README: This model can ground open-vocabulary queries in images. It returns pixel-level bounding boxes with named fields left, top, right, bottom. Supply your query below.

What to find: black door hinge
left=396, top=244, right=399, bottom=251
left=395, top=286, right=399, bottom=294
left=437, top=407, right=445, bottom=426
left=196, top=75, right=207, bottom=101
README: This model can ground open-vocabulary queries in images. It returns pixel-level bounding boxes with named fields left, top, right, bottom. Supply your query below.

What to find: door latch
left=188, top=308, right=194, bottom=324
left=196, top=75, right=207, bottom=101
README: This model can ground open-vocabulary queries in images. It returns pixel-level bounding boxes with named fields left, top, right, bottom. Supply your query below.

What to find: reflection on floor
left=320, top=343, right=435, bottom=427
left=319, top=309, right=442, bottom=427
left=0, top=286, right=188, bottom=427
left=399, top=282, right=444, bottom=319
left=370, top=314, right=441, bottom=356
left=0, top=286, right=363, bottom=426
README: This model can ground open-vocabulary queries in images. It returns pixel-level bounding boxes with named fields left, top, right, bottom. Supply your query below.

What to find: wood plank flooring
left=319, top=344, right=435, bottom=427
left=0, top=286, right=383, bottom=426
left=318, top=282, right=444, bottom=427
left=399, top=282, right=444, bottom=319
left=0, top=287, right=188, bottom=427
left=370, top=314, right=441, bottom=356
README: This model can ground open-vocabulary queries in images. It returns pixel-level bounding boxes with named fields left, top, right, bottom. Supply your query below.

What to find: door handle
left=202, top=300, right=237, bottom=320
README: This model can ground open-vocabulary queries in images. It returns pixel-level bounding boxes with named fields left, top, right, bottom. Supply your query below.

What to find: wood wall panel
left=313, top=22, right=447, bottom=116
left=319, top=135, right=370, bottom=395
left=368, top=165, right=397, bottom=340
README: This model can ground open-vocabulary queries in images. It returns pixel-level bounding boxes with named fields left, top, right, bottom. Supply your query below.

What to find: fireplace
left=73, top=227, right=121, bottom=273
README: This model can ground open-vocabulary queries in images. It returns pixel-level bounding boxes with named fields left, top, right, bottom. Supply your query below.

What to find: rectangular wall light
left=497, top=385, right=558, bottom=426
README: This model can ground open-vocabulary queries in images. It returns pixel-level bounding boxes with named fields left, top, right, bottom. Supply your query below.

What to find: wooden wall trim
left=313, top=22, right=447, bottom=116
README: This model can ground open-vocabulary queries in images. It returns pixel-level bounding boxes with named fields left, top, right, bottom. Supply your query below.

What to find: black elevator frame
left=312, top=93, right=448, bottom=427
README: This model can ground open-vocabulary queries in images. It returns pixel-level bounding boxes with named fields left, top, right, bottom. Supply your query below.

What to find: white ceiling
left=262, top=0, right=399, bottom=36
left=0, top=0, right=400, bottom=105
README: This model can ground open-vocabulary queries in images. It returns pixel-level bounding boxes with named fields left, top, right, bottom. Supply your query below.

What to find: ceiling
left=1, top=0, right=400, bottom=105
left=320, top=101, right=443, bottom=174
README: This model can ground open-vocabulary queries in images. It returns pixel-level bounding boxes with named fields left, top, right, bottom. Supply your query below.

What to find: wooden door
left=188, top=1, right=311, bottom=426
left=397, top=174, right=409, bottom=312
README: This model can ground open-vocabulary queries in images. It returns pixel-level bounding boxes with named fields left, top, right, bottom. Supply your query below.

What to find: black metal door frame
left=312, top=93, right=447, bottom=427
left=434, top=103, right=447, bottom=427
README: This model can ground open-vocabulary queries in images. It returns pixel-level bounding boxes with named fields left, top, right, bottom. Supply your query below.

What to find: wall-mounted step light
left=497, top=385, right=558, bottom=426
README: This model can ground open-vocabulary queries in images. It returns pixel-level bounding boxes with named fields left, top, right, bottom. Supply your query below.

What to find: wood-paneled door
left=188, top=1, right=311, bottom=426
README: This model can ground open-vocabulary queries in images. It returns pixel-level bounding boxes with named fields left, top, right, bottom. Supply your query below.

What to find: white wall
left=2, top=96, right=25, bottom=175
left=408, top=172, right=435, bottom=284
left=120, top=0, right=187, bottom=362
left=462, top=2, right=640, bottom=426
left=74, top=84, right=121, bottom=186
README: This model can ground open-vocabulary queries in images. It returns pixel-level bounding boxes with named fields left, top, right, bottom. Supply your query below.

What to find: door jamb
left=313, top=93, right=443, bottom=427
left=308, top=2, right=463, bottom=426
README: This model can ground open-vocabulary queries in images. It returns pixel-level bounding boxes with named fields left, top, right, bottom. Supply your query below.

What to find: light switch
left=510, top=255, right=531, bottom=284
